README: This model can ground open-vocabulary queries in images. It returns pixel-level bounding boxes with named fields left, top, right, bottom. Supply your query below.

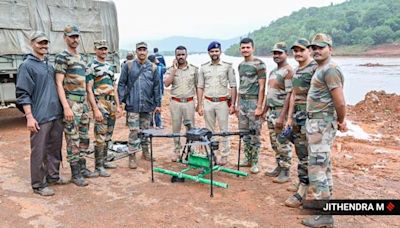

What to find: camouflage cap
left=291, top=38, right=310, bottom=50
left=64, top=25, right=80, bottom=36
left=136, top=41, right=147, bottom=49
left=271, top=42, right=287, bottom=53
left=94, top=40, right=108, bottom=49
left=30, top=31, right=49, bottom=43
left=308, top=33, right=333, bottom=48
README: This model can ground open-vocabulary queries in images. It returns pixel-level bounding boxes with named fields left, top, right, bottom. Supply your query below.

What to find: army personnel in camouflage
left=55, top=25, right=97, bottom=187
left=301, top=33, right=347, bottom=228
left=264, top=42, right=294, bottom=183
left=164, top=46, right=199, bottom=162
left=284, top=38, right=318, bottom=208
left=118, top=42, right=161, bottom=169
left=87, top=40, right=122, bottom=177
left=237, top=38, right=266, bottom=174
left=197, top=41, right=237, bottom=165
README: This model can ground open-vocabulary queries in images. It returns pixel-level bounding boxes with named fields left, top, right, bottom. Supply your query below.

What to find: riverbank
left=0, top=90, right=399, bottom=227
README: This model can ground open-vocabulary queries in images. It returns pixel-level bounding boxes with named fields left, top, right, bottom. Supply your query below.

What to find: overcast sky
left=114, top=0, right=346, bottom=49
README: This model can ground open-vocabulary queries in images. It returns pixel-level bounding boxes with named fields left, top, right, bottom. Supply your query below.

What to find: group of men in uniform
left=261, top=34, right=347, bottom=227
left=17, top=23, right=346, bottom=227
left=17, top=25, right=123, bottom=195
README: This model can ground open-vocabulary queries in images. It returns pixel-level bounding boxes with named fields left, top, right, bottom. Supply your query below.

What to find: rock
left=369, top=93, right=380, bottom=103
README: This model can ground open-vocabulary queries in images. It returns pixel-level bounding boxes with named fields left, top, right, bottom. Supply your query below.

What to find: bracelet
left=25, top=113, right=32, bottom=117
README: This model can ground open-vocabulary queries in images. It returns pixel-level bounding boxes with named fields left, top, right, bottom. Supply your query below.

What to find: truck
left=0, top=0, right=119, bottom=107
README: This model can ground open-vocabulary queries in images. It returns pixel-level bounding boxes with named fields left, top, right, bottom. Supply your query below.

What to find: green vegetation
left=225, top=0, right=400, bottom=56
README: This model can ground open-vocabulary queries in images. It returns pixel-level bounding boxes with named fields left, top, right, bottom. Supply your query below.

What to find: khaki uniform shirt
left=166, top=64, right=198, bottom=98
left=198, top=61, right=236, bottom=97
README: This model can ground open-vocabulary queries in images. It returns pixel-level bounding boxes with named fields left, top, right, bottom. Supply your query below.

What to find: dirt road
left=0, top=91, right=399, bottom=227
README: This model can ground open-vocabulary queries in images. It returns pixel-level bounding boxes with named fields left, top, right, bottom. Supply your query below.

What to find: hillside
left=225, top=0, right=400, bottom=56
left=121, top=36, right=238, bottom=55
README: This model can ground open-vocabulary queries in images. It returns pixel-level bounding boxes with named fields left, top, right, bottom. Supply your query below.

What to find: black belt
left=96, top=94, right=114, bottom=101
left=66, top=93, right=85, bottom=102
left=307, top=112, right=335, bottom=119
left=240, top=94, right=258, bottom=100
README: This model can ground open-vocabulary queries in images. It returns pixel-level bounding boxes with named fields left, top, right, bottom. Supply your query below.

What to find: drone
left=139, top=121, right=255, bottom=197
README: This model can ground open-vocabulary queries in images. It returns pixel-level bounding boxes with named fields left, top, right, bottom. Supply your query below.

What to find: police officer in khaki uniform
left=197, top=41, right=237, bottom=165
left=164, top=45, right=199, bottom=162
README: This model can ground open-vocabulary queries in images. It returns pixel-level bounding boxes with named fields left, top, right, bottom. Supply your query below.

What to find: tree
left=371, top=26, right=394, bottom=44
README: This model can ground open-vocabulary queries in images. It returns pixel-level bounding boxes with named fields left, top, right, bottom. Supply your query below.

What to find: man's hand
left=94, top=109, right=103, bottom=122
left=285, top=117, right=293, bottom=129
left=338, top=120, right=348, bottom=132
left=275, top=115, right=284, bottom=130
left=116, top=105, right=123, bottom=118
left=255, top=106, right=263, bottom=117
left=26, top=114, right=40, bottom=133
left=197, top=104, right=204, bottom=116
left=64, top=107, right=74, bottom=121
left=229, top=105, right=236, bottom=115
left=154, top=107, right=161, bottom=113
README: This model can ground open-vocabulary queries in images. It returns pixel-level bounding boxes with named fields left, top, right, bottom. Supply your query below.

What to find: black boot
left=302, top=215, right=334, bottom=227
left=70, top=161, right=88, bottom=187
left=94, top=146, right=110, bottom=177
left=273, top=168, right=290, bottom=183
left=103, top=144, right=117, bottom=169
left=79, top=158, right=99, bottom=178
left=264, top=159, right=281, bottom=177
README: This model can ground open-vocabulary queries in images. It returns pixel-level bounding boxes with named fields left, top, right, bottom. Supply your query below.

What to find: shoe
left=264, top=166, right=281, bottom=177
left=302, top=215, right=334, bottom=228
left=47, top=177, right=70, bottom=186
left=171, top=152, right=180, bottom=162
left=33, top=187, right=55, bottom=196
left=70, top=161, right=89, bottom=187
left=273, top=169, right=290, bottom=183
left=287, top=182, right=299, bottom=192
left=218, top=156, right=228, bottom=166
left=239, top=158, right=251, bottom=167
left=79, top=158, right=99, bottom=178
left=284, top=193, right=303, bottom=208
left=142, top=150, right=155, bottom=161
left=250, top=164, right=259, bottom=174
left=95, top=167, right=111, bottom=177
left=129, top=154, right=138, bottom=169
left=104, top=162, right=117, bottom=169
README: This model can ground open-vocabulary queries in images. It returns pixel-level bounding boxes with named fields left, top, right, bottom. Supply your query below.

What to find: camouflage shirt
left=86, top=59, right=115, bottom=96
left=238, top=58, right=266, bottom=95
left=55, top=50, right=87, bottom=96
left=306, top=59, right=344, bottom=113
left=266, top=65, right=293, bottom=107
left=292, top=60, right=318, bottom=105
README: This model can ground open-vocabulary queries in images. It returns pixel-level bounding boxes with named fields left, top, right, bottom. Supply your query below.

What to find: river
left=163, top=54, right=400, bottom=105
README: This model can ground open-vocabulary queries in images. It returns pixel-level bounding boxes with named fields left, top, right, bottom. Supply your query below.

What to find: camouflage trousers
left=127, top=112, right=151, bottom=154
left=291, top=109, right=309, bottom=185
left=266, top=108, right=292, bottom=169
left=64, top=99, right=90, bottom=163
left=94, top=98, right=116, bottom=149
left=238, top=98, right=263, bottom=165
left=306, top=117, right=337, bottom=200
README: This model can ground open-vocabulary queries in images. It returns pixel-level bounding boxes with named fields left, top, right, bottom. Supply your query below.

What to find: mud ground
left=0, top=91, right=399, bottom=227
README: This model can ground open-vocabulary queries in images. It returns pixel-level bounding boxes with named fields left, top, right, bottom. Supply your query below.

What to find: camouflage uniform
left=166, top=64, right=198, bottom=155
left=198, top=61, right=236, bottom=158
left=238, top=58, right=266, bottom=166
left=266, top=66, right=293, bottom=170
left=86, top=58, right=116, bottom=162
left=291, top=60, right=317, bottom=185
left=306, top=59, right=344, bottom=200
left=55, top=50, right=89, bottom=163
